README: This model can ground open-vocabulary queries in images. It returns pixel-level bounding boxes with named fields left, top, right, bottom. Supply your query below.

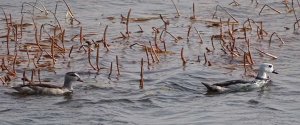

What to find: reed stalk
left=139, top=58, right=144, bottom=89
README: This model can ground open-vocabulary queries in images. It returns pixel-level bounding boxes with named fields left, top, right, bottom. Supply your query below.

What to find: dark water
left=0, top=0, right=300, bottom=124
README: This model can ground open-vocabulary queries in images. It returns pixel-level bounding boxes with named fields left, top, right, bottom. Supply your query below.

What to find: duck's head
left=65, top=72, right=83, bottom=83
left=259, top=63, right=278, bottom=74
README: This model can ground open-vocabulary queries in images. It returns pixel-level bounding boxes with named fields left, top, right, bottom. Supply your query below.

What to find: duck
left=12, top=72, right=83, bottom=95
left=202, top=63, right=278, bottom=93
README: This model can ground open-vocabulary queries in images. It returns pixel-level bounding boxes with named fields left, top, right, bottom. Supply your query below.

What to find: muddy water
left=0, top=0, right=300, bottom=124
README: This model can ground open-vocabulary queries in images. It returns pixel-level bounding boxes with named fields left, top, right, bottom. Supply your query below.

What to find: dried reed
left=139, top=58, right=144, bottom=89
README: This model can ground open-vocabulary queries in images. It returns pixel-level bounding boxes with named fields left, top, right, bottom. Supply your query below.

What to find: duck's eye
left=268, top=65, right=272, bottom=68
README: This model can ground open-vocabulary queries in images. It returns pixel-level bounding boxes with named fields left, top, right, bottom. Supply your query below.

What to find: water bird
left=202, top=63, right=278, bottom=93
left=12, top=72, right=83, bottom=95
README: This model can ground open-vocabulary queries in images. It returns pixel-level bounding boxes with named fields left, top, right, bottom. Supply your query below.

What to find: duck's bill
left=272, top=70, right=278, bottom=74
left=77, top=79, right=84, bottom=82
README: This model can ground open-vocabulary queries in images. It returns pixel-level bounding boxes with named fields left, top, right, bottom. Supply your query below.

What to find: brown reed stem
left=159, top=29, right=165, bottom=42
left=256, top=26, right=261, bottom=39
left=22, top=70, right=26, bottom=85
left=126, top=9, right=131, bottom=37
left=0, top=78, right=5, bottom=85
left=80, top=26, right=83, bottom=45
left=210, top=35, right=216, bottom=50
left=69, top=45, right=74, bottom=58
left=1, top=59, right=12, bottom=74
left=149, top=41, right=160, bottom=62
left=243, top=52, right=247, bottom=74
left=39, top=24, right=44, bottom=41
left=187, top=25, right=191, bottom=41
left=171, top=0, right=180, bottom=17
left=120, top=32, right=126, bottom=39
left=9, top=14, right=12, bottom=27
left=88, top=46, right=96, bottom=70
left=19, top=15, right=23, bottom=39
left=259, top=22, right=263, bottom=39
left=190, top=2, right=196, bottom=20
left=33, top=58, right=38, bottom=68
left=139, top=58, right=144, bottom=89
left=153, top=28, right=160, bottom=50
left=61, top=29, right=65, bottom=50
left=116, top=55, right=120, bottom=75
left=14, top=24, right=18, bottom=42
left=269, top=32, right=285, bottom=45
left=255, top=48, right=278, bottom=59
left=63, top=0, right=74, bottom=16
left=34, top=23, right=45, bottom=55
left=259, top=4, right=281, bottom=15
left=38, top=69, right=41, bottom=84
left=212, top=5, right=239, bottom=23
left=220, top=18, right=223, bottom=40
left=251, top=0, right=259, bottom=6
left=181, top=47, right=187, bottom=65
left=54, top=1, right=58, bottom=15
left=109, top=62, right=113, bottom=77
left=38, top=1, right=48, bottom=15
left=160, top=14, right=168, bottom=30
left=164, top=30, right=179, bottom=42
left=194, top=27, right=203, bottom=43
left=208, top=61, right=212, bottom=66
left=103, top=25, right=110, bottom=51
left=229, top=0, right=240, bottom=6
left=12, top=51, right=17, bottom=74
left=144, top=46, right=151, bottom=68
left=163, top=41, right=167, bottom=52
left=204, top=53, right=208, bottom=65
left=36, top=51, right=43, bottom=64
left=26, top=47, right=30, bottom=66
left=1, top=8, right=9, bottom=27
left=49, top=11, right=63, bottom=32
left=62, top=0, right=80, bottom=24
left=137, top=25, right=144, bottom=33
left=51, top=36, right=55, bottom=65
left=95, top=43, right=100, bottom=71
left=197, top=55, right=201, bottom=62
left=294, top=19, right=300, bottom=30
left=291, top=0, right=299, bottom=28
left=149, top=47, right=155, bottom=63
left=246, top=39, right=254, bottom=64
left=6, top=26, right=10, bottom=55
left=31, top=69, right=35, bottom=84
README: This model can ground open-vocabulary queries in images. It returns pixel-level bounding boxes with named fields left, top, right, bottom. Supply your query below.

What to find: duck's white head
left=256, top=63, right=278, bottom=80
left=65, top=72, right=83, bottom=82
left=63, top=72, right=83, bottom=89
left=259, top=63, right=278, bottom=74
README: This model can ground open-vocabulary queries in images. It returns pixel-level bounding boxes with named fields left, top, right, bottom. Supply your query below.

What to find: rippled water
left=0, top=0, right=300, bottom=124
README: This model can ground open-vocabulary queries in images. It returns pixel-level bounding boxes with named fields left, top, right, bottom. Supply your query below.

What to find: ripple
left=248, top=99, right=260, bottom=105
left=1, top=0, right=300, bottom=124
left=96, top=98, right=134, bottom=104
left=0, top=109, right=12, bottom=113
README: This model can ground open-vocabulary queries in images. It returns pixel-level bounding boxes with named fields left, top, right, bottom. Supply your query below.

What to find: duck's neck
left=256, top=71, right=268, bottom=80
left=63, top=78, right=73, bottom=90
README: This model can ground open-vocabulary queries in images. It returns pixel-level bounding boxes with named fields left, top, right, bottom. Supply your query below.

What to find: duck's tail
left=202, top=82, right=214, bottom=91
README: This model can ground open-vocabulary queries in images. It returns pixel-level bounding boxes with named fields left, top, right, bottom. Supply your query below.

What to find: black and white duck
left=12, top=72, right=83, bottom=95
left=202, top=63, right=278, bottom=93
